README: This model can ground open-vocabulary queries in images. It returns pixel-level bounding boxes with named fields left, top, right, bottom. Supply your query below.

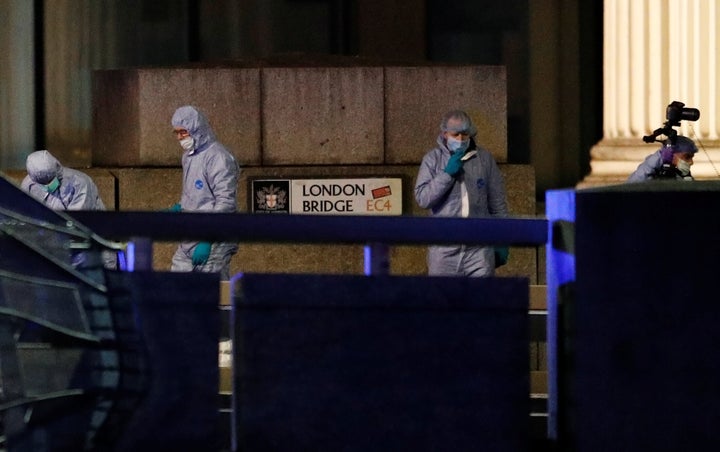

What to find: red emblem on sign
left=371, top=186, right=392, bottom=199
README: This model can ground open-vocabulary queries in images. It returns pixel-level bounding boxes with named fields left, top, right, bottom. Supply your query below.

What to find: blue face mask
left=44, top=177, right=60, bottom=193
left=447, top=136, right=470, bottom=153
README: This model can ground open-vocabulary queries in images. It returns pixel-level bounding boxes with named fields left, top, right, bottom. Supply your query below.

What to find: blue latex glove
left=494, top=246, right=509, bottom=268
left=192, top=242, right=212, bottom=266
left=660, top=146, right=674, bottom=164
left=444, top=151, right=465, bottom=176
left=166, top=203, right=182, bottom=212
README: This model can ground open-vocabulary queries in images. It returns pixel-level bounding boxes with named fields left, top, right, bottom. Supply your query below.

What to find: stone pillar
left=0, top=0, right=35, bottom=170
left=43, top=1, right=190, bottom=169
left=584, top=0, right=720, bottom=186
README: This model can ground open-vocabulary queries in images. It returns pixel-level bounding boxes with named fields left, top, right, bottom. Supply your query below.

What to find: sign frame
left=249, top=176, right=405, bottom=216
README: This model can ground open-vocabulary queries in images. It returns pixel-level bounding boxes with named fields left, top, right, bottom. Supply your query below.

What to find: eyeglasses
left=173, top=129, right=190, bottom=137
left=446, top=130, right=470, bottom=139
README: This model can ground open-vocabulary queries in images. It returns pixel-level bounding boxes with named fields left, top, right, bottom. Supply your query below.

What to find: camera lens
left=681, top=107, right=700, bottom=121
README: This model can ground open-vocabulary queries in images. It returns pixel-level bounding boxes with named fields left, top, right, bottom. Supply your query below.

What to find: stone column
left=584, top=0, right=720, bottom=186
left=43, top=1, right=190, bottom=169
left=0, top=0, right=35, bottom=170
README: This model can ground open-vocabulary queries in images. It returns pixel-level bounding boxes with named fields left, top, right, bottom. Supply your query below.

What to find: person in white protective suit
left=21, top=149, right=117, bottom=269
left=414, top=110, right=509, bottom=277
left=22, top=150, right=106, bottom=211
left=627, top=135, right=698, bottom=182
left=169, top=105, right=239, bottom=280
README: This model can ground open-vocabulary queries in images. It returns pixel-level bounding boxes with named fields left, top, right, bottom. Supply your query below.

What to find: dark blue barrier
left=70, top=211, right=548, bottom=274
left=545, top=189, right=576, bottom=441
left=232, top=273, right=530, bottom=452
left=69, top=210, right=548, bottom=245
left=1, top=271, right=220, bottom=452
left=0, top=176, right=222, bottom=451
left=548, top=181, right=720, bottom=451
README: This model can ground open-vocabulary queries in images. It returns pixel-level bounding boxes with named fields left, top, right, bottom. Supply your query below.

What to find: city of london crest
left=254, top=182, right=289, bottom=213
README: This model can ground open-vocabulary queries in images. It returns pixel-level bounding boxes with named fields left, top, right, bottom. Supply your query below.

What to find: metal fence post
left=363, top=242, right=389, bottom=276
left=127, top=237, right=153, bottom=271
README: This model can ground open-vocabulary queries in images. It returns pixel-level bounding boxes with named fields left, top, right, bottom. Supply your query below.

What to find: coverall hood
left=171, top=105, right=217, bottom=153
left=26, top=150, right=63, bottom=185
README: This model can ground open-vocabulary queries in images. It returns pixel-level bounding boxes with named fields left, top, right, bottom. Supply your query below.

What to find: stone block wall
left=384, top=66, right=507, bottom=164
left=261, top=67, right=385, bottom=165
left=92, top=62, right=508, bottom=167
left=93, top=68, right=262, bottom=167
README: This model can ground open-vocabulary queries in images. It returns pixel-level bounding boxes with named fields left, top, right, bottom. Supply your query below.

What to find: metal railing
left=68, top=211, right=549, bottom=275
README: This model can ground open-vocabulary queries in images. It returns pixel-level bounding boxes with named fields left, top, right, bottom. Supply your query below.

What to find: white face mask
left=447, top=136, right=469, bottom=153
left=676, top=158, right=691, bottom=176
left=179, top=136, right=195, bottom=151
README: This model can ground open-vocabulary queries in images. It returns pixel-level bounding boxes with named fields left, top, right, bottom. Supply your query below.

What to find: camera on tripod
left=643, top=101, right=700, bottom=145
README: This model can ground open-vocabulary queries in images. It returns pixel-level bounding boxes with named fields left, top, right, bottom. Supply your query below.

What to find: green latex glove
left=166, top=203, right=182, bottom=212
left=444, top=151, right=465, bottom=176
left=192, top=242, right=212, bottom=266
left=494, top=246, right=509, bottom=268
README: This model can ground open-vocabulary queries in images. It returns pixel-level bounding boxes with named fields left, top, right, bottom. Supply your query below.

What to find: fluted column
left=585, top=0, right=720, bottom=186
